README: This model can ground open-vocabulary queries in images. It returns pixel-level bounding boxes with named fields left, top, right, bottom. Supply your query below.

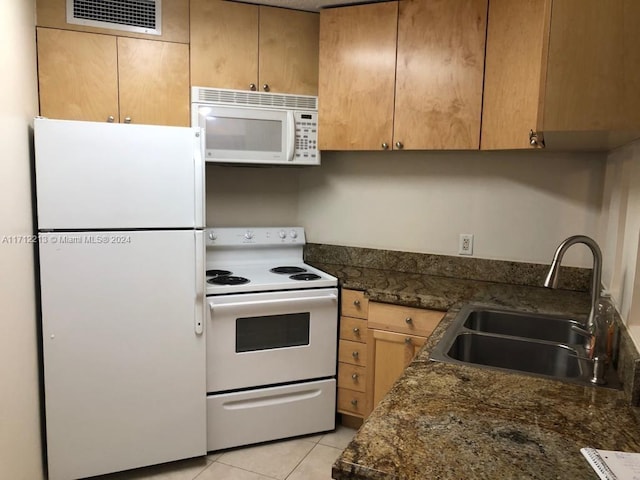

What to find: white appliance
left=205, top=227, right=337, bottom=451
left=192, top=87, right=320, bottom=166
left=34, top=118, right=206, bottom=480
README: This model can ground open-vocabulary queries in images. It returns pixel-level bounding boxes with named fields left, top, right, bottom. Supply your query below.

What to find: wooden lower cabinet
left=337, top=290, right=369, bottom=420
left=366, top=330, right=426, bottom=412
left=336, top=289, right=445, bottom=420
left=337, top=388, right=368, bottom=417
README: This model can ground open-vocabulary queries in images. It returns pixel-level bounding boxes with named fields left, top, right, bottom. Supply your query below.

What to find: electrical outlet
left=459, top=234, right=474, bottom=256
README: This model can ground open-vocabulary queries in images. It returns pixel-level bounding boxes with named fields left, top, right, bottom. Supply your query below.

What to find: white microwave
left=191, top=87, right=320, bottom=166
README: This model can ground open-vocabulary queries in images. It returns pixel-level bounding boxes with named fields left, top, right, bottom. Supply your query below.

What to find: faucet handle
left=590, top=355, right=607, bottom=385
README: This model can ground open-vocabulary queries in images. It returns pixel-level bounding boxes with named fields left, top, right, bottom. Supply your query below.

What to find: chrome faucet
left=544, top=235, right=608, bottom=384
left=544, top=235, right=602, bottom=335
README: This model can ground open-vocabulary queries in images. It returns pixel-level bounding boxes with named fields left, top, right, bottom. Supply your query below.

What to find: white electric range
left=204, top=227, right=338, bottom=452
left=205, top=226, right=336, bottom=295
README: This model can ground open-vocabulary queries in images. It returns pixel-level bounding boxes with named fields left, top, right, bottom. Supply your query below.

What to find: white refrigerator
left=34, top=118, right=206, bottom=480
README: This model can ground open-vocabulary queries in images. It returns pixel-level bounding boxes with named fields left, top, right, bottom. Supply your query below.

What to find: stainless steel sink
left=430, top=304, right=620, bottom=388
left=445, top=332, right=586, bottom=379
left=463, top=308, right=585, bottom=344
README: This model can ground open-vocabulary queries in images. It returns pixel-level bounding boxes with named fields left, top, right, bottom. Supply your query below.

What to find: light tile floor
left=93, top=426, right=356, bottom=480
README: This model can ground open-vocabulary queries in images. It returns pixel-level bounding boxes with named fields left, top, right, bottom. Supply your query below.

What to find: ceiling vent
left=66, top=0, right=162, bottom=36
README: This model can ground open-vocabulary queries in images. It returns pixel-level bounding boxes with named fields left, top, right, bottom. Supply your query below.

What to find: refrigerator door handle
left=194, top=230, right=204, bottom=335
left=193, top=129, right=205, bottom=229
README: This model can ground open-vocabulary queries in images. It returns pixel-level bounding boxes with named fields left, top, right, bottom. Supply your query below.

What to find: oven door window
left=236, top=313, right=310, bottom=353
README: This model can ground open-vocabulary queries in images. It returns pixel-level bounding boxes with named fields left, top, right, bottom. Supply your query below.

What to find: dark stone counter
left=305, top=254, right=640, bottom=480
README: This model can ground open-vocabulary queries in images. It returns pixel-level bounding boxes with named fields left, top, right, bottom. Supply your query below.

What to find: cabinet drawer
left=340, top=316, right=367, bottom=343
left=337, top=363, right=367, bottom=392
left=341, top=289, right=369, bottom=318
left=368, top=302, right=444, bottom=337
left=337, top=388, right=367, bottom=417
left=338, top=339, right=367, bottom=366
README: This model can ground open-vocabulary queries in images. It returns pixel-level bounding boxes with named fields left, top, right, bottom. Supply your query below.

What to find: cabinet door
left=542, top=0, right=624, bottom=133
left=394, top=0, right=487, bottom=150
left=318, top=2, right=398, bottom=150
left=190, top=0, right=259, bottom=91
left=626, top=0, right=640, bottom=129
left=37, top=28, right=119, bottom=122
left=117, top=37, right=190, bottom=127
left=367, top=329, right=425, bottom=414
left=259, top=6, right=319, bottom=95
left=481, top=0, right=548, bottom=150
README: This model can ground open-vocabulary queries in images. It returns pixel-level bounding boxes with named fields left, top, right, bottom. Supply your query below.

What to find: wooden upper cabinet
left=37, top=28, right=119, bottom=123
left=318, top=2, right=398, bottom=150
left=259, top=7, right=319, bottom=95
left=480, top=0, right=547, bottom=150
left=394, top=0, right=487, bottom=150
left=190, top=0, right=319, bottom=95
left=37, top=28, right=189, bottom=126
left=36, top=0, right=189, bottom=43
left=190, top=0, right=259, bottom=92
left=117, top=38, right=190, bottom=127
left=318, top=0, right=487, bottom=151
left=482, top=0, right=640, bottom=150
left=625, top=0, right=640, bottom=129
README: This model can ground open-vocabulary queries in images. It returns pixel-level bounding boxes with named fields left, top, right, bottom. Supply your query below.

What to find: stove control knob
left=244, top=230, right=254, bottom=240
left=279, top=230, right=287, bottom=239
left=289, top=230, right=298, bottom=239
left=208, top=232, right=217, bottom=240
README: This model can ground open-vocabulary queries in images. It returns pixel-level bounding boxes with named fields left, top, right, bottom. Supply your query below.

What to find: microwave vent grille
left=66, top=0, right=162, bottom=35
left=193, top=87, right=317, bottom=110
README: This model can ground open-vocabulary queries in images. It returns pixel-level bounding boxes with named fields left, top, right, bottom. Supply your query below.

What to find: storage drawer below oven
left=207, top=379, right=336, bottom=452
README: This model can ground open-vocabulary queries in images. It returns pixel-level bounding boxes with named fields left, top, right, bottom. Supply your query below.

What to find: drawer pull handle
left=352, top=327, right=360, bottom=336
left=405, top=337, right=412, bottom=344
left=352, top=351, right=359, bottom=359
left=350, top=399, right=358, bottom=406
left=353, top=299, right=361, bottom=306
left=352, top=373, right=359, bottom=381
left=405, top=317, right=413, bottom=324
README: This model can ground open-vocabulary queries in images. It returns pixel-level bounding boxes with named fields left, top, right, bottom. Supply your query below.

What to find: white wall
left=297, top=150, right=605, bottom=267
left=0, top=2, right=43, bottom=479
left=206, top=164, right=301, bottom=227
left=599, top=139, right=640, bottom=345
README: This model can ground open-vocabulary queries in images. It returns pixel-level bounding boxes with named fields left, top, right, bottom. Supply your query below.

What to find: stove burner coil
left=207, top=275, right=250, bottom=285
left=289, top=273, right=322, bottom=281
left=270, top=266, right=307, bottom=274
left=206, top=269, right=232, bottom=277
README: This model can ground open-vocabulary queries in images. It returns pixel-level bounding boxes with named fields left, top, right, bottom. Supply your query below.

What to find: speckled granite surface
left=332, top=306, right=640, bottom=480
left=304, top=246, right=640, bottom=480
left=305, top=243, right=591, bottom=292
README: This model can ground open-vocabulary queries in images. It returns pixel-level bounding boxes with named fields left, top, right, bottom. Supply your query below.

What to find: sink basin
left=463, top=308, right=586, bottom=344
left=429, top=304, right=620, bottom=388
left=446, top=332, right=585, bottom=379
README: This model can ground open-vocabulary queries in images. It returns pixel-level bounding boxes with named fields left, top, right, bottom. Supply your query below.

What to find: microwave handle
left=286, top=111, right=295, bottom=162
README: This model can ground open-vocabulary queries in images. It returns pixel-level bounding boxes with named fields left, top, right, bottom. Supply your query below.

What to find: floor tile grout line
left=194, top=458, right=282, bottom=480
left=283, top=442, right=321, bottom=480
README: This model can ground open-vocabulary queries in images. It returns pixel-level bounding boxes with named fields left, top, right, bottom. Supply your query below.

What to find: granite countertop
left=316, top=262, right=640, bottom=480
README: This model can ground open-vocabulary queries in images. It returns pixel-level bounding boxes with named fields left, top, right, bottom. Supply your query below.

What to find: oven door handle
left=209, top=293, right=337, bottom=312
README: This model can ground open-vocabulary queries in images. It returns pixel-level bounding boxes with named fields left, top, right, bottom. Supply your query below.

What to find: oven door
left=206, top=288, right=338, bottom=392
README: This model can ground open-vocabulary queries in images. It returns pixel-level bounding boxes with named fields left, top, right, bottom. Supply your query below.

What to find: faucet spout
left=543, top=235, right=602, bottom=335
